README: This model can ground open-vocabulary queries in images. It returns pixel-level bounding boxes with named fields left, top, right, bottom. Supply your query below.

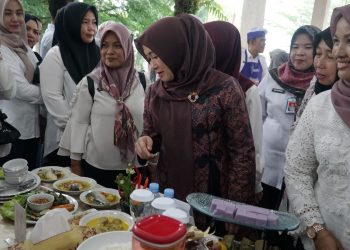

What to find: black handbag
left=0, top=110, right=20, bottom=145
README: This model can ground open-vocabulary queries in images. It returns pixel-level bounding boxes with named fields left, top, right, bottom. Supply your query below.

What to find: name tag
left=272, top=88, right=285, bottom=94
left=285, top=97, right=297, bottom=114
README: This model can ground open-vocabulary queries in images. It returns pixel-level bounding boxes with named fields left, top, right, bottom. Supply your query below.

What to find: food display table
left=0, top=175, right=102, bottom=249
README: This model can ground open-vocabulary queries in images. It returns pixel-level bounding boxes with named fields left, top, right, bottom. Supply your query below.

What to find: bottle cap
left=164, top=188, right=174, bottom=198
left=149, top=183, right=159, bottom=193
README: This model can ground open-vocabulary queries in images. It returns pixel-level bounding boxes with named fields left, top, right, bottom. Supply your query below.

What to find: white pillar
left=311, top=0, right=330, bottom=29
left=240, top=0, right=267, bottom=47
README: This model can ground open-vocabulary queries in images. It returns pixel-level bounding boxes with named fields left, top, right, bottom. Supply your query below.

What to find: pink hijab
left=89, top=22, right=138, bottom=162
left=330, top=4, right=350, bottom=128
left=0, top=0, right=34, bottom=82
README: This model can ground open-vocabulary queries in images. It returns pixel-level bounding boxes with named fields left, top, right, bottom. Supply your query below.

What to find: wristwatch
left=306, top=224, right=325, bottom=239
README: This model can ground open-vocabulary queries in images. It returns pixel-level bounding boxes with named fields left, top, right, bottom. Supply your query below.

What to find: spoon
left=86, top=191, right=107, bottom=206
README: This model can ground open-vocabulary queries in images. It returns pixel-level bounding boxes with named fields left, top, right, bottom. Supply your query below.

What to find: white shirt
left=0, top=45, right=41, bottom=140
left=240, top=48, right=267, bottom=84
left=285, top=91, right=350, bottom=249
left=39, top=23, right=54, bottom=59
left=245, top=85, right=264, bottom=193
left=0, top=55, right=16, bottom=100
left=258, top=72, right=295, bottom=189
left=0, top=55, right=17, bottom=157
left=58, top=75, right=144, bottom=170
left=40, top=46, right=77, bottom=156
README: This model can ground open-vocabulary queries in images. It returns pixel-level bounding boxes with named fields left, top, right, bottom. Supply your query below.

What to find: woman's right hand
left=135, top=136, right=154, bottom=160
left=314, top=229, right=344, bottom=250
left=71, top=159, right=83, bottom=176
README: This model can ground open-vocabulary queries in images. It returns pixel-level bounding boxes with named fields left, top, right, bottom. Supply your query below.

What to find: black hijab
left=52, top=2, right=100, bottom=84
left=313, top=27, right=338, bottom=95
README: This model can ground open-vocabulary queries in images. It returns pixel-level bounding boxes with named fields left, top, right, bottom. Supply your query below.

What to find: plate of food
left=31, top=166, right=70, bottom=183
left=80, top=188, right=121, bottom=209
left=0, top=188, right=79, bottom=224
left=53, top=177, right=96, bottom=196
left=79, top=210, right=134, bottom=233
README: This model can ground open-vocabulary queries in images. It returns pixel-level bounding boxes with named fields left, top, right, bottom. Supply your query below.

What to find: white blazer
left=258, top=72, right=295, bottom=189
left=58, top=74, right=144, bottom=170
left=0, top=45, right=41, bottom=140
left=40, top=46, right=77, bottom=156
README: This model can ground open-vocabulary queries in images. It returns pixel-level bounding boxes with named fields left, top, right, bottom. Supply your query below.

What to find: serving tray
left=186, top=192, right=299, bottom=231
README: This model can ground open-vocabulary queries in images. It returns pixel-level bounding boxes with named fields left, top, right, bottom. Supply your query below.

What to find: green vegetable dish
left=0, top=190, right=70, bottom=221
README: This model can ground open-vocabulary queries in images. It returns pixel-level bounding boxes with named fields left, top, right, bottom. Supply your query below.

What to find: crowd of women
left=0, top=0, right=350, bottom=249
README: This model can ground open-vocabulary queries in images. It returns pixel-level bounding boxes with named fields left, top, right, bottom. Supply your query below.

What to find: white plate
left=53, top=177, right=96, bottom=196
left=27, top=192, right=79, bottom=224
left=77, top=231, right=132, bottom=250
left=79, top=210, right=134, bottom=232
left=0, top=172, right=41, bottom=198
left=80, top=188, right=121, bottom=209
left=31, top=166, right=70, bottom=183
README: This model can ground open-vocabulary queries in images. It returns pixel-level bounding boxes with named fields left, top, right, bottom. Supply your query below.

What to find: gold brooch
left=188, top=91, right=199, bottom=103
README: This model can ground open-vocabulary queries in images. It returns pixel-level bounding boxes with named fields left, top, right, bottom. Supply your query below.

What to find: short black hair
left=25, top=13, right=42, bottom=25
left=48, top=0, right=73, bottom=20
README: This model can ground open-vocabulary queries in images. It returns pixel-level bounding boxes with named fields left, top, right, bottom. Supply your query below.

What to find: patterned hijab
left=52, top=2, right=99, bottom=84
left=0, top=0, right=34, bottom=82
left=89, top=23, right=137, bottom=163
left=277, top=25, right=320, bottom=91
left=204, top=20, right=254, bottom=92
left=330, top=4, right=350, bottom=128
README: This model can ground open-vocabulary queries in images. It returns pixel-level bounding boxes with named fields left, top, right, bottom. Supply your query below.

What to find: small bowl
left=4, top=173, right=28, bottom=185
left=27, top=193, right=54, bottom=212
left=3, top=159, right=28, bottom=173
left=3, top=159, right=28, bottom=185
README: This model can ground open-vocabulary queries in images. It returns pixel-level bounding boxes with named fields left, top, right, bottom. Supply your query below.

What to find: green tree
left=23, top=0, right=227, bottom=35
left=22, top=0, right=50, bottom=32
left=174, top=0, right=227, bottom=21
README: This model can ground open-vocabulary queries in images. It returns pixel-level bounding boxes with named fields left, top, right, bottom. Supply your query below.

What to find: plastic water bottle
left=149, top=183, right=161, bottom=198
left=163, top=188, right=174, bottom=199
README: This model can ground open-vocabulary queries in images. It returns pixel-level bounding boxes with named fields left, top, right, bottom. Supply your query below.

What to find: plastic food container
left=132, top=214, right=187, bottom=250
left=162, top=208, right=189, bottom=225
left=151, top=197, right=176, bottom=214
left=130, top=189, right=154, bottom=220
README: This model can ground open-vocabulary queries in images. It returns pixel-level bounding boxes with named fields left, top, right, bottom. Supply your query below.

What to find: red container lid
left=132, top=214, right=187, bottom=244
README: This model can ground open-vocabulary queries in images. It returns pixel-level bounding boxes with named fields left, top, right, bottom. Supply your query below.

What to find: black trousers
left=0, top=138, right=39, bottom=171
left=260, top=182, right=286, bottom=210
left=44, top=148, right=70, bottom=167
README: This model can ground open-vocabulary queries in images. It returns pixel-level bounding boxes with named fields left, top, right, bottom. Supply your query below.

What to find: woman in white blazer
left=258, top=25, right=320, bottom=210
left=0, top=0, right=42, bottom=169
left=40, top=2, right=99, bottom=166
left=59, top=23, right=144, bottom=188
